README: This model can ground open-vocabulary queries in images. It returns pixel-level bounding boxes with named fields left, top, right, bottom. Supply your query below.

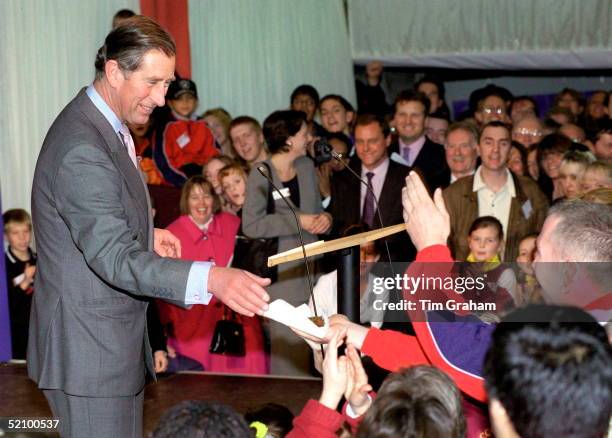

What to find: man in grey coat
left=28, top=16, right=269, bottom=437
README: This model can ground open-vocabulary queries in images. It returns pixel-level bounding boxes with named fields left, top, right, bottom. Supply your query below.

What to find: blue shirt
left=86, top=84, right=212, bottom=305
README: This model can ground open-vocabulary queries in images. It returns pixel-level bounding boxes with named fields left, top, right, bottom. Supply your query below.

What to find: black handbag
left=209, top=305, right=246, bottom=357
left=231, top=162, right=279, bottom=282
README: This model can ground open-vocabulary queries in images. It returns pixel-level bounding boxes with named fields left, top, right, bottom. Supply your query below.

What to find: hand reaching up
left=344, top=344, right=373, bottom=416
left=402, top=171, right=450, bottom=251
left=318, top=327, right=348, bottom=410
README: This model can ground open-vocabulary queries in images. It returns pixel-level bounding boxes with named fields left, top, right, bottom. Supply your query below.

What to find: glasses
left=482, top=107, right=504, bottom=115
left=513, top=128, right=543, bottom=138
left=335, top=153, right=348, bottom=160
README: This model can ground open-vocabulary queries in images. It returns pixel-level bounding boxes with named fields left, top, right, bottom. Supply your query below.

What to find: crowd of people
left=4, top=10, right=612, bottom=438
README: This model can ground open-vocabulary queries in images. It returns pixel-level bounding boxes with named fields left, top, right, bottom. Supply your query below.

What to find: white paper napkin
left=263, top=299, right=328, bottom=338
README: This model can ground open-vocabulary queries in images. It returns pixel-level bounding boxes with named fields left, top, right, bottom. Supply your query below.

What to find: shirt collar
left=86, top=84, right=123, bottom=135
left=472, top=166, right=516, bottom=197
left=399, top=135, right=426, bottom=151
left=184, top=215, right=220, bottom=243
left=361, top=156, right=390, bottom=178
left=450, top=169, right=475, bottom=184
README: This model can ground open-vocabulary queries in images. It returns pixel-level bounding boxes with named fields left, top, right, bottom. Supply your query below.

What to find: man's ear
left=475, top=111, right=483, bottom=124
left=346, top=111, right=355, bottom=124
left=385, top=134, right=392, bottom=148
left=489, top=398, right=521, bottom=438
left=105, top=59, right=124, bottom=89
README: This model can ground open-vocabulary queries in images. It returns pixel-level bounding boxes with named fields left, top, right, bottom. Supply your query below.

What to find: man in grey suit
left=28, top=16, right=270, bottom=437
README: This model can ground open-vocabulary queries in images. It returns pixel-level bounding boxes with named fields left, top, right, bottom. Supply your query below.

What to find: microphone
left=327, top=147, right=394, bottom=267
left=256, top=165, right=320, bottom=321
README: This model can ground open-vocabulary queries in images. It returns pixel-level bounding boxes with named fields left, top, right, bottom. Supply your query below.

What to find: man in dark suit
left=389, top=90, right=448, bottom=192
left=328, top=114, right=413, bottom=262
left=28, top=17, right=269, bottom=438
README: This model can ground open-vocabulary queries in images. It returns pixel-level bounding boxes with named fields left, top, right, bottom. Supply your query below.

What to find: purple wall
left=0, top=194, right=13, bottom=361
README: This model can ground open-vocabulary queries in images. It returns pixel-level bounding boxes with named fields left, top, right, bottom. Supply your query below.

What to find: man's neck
left=362, top=156, right=389, bottom=172
left=400, top=133, right=424, bottom=145
left=248, top=147, right=269, bottom=168
left=93, top=80, right=123, bottom=123
left=452, top=168, right=475, bottom=180
left=480, top=167, right=509, bottom=192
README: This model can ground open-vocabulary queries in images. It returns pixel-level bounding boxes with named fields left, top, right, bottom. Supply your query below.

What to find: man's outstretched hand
left=208, top=267, right=271, bottom=317
left=402, top=171, right=450, bottom=251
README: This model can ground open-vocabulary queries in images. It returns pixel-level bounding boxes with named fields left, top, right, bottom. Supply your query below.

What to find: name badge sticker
left=521, top=200, right=533, bottom=219
left=273, top=187, right=291, bottom=201
left=177, top=132, right=190, bottom=149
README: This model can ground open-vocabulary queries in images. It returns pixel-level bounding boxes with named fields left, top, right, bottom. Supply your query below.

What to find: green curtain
left=0, top=0, right=139, bottom=211
left=189, top=0, right=356, bottom=124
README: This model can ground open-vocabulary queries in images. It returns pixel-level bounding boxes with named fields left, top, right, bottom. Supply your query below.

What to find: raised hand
left=319, top=328, right=349, bottom=409
left=208, top=267, right=270, bottom=317
left=153, top=228, right=182, bottom=258
left=402, top=171, right=450, bottom=251
left=344, top=344, right=373, bottom=416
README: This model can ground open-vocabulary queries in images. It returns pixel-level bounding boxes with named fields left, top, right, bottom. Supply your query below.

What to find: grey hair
left=445, top=121, right=479, bottom=147
left=94, top=15, right=175, bottom=81
left=548, top=200, right=612, bottom=262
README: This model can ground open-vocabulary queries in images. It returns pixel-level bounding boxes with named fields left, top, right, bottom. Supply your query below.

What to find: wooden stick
left=268, top=223, right=406, bottom=267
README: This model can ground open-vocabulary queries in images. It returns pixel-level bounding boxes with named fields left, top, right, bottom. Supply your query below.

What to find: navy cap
left=168, top=78, right=198, bottom=100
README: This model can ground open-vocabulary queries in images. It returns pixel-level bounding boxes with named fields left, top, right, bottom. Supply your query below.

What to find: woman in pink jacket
left=157, top=176, right=268, bottom=374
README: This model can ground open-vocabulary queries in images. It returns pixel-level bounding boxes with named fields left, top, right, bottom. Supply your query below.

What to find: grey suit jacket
left=28, top=88, right=195, bottom=397
left=242, top=157, right=322, bottom=296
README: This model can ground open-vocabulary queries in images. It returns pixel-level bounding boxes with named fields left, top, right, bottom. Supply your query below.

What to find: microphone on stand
left=256, top=165, right=321, bottom=322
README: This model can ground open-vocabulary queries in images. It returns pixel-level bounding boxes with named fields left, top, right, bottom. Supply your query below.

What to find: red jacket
left=157, top=213, right=268, bottom=374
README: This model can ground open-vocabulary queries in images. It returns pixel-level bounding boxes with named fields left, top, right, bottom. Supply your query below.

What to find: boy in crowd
left=3, top=209, right=37, bottom=360
left=152, top=78, right=218, bottom=186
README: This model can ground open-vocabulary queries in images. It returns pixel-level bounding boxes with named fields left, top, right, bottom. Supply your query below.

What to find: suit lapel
left=349, top=159, right=363, bottom=221
left=378, top=162, right=399, bottom=226
left=75, top=89, right=150, bottom=223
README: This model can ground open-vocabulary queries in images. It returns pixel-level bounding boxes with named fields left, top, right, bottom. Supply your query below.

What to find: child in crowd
left=152, top=78, right=218, bottom=186
left=219, top=163, right=248, bottom=215
left=290, top=84, right=326, bottom=138
left=3, top=209, right=37, bottom=360
left=464, top=216, right=517, bottom=315
left=203, top=154, right=235, bottom=197
left=580, top=160, right=612, bottom=193
left=245, top=403, right=295, bottom=438
left=152, top=400, right=251, bottom=438
left=319, top=95, right=355, bottom=140
left=287, top=331, right=466, bottom=438
left=515, top=234, right=543, bottom=305
left=558, top=150, right=595, bottom=199
left=202, top=107, right=234, bottom=157
left=128, top=117, right=164, bottom=185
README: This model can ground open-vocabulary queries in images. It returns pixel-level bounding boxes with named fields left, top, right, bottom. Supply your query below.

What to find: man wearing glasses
left=475, top=92, right=511, bottom=126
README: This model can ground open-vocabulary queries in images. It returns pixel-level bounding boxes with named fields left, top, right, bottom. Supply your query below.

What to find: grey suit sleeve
left=53, top=143, right=193, bottom=301
left=242, top=164, right=302, bottom=239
